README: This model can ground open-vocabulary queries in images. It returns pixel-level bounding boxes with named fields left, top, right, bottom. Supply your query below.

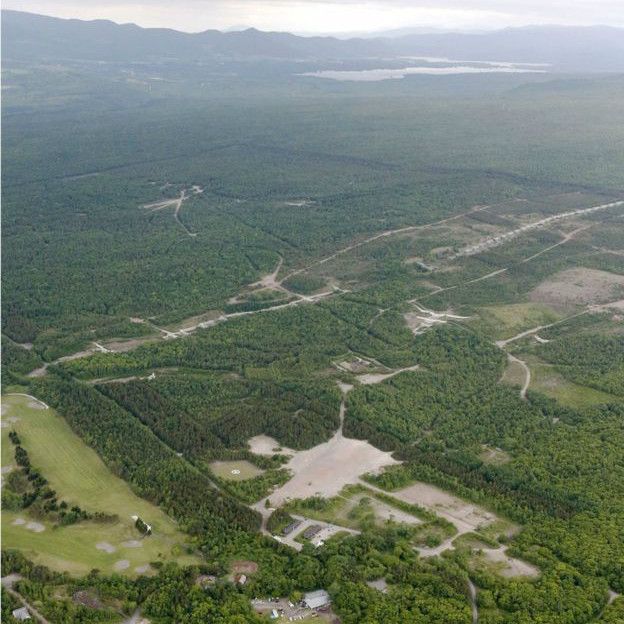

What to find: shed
left=12, top=607, right=31, bottom=621
left=303, top=589, right=331, bottom=609
left=282, top=520, right=301, bottom=536
left=302, top=524, right=322, bottom=539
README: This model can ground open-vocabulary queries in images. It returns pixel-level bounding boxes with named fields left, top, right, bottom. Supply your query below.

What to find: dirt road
left=521, top=224, right=591, bottom=263
left=142, top=186, right=203, bottom=237
left=27, top=198, right=623, bottom=376
left=506, top=354, right=531, bottom=399
left=455, top=200, right=623, bottom=258
left=283, top=204, right=489, bottom=282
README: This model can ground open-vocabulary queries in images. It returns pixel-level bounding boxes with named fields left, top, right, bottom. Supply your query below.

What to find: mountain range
left=3, top=10, right=624, bottom=71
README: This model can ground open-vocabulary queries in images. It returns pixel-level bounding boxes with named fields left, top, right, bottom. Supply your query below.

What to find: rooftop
left=303, top=589, right=330, bottom=609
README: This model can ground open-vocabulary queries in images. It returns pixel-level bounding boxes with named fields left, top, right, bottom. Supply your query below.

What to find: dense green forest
left=3, top=18, right=624, bottom=624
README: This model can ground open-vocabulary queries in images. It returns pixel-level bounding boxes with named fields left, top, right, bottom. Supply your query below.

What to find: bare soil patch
left=248, top=434, right=293, bottom=456
left=367, top=578, right=388, bottom=593
left=73, top=590, right=102, bottom=609
left=96, top=542, right=116, bottom=554
left=392, top=482, right=497, bottom=535
left=114, top=560, right=130, bottom=571
left=356, top=494, right=422, bottom=526
left=530, top=268, right=624, bottom=310
left=357, top=365, right=420, bottom=385
left=259, top=431, right=399, bottom=509
left=231, top=560, right=258, bottom=575
left=336, top=356, right=376, bottom=374
left=479, top=446, right=511, bottom=466
left=404, top=304, right=469, bottom=335
left=26, top=521, right=45, bottom=533
left=476, top=547, right=540, bottom=578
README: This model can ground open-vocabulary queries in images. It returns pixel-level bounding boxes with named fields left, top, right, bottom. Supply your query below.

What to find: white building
left=303, top=589, right=330, bottom=609
left=12, top=607, right=31, bottom=621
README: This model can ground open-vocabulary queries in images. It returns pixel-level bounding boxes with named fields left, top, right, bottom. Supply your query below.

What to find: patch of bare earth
left=248, top=434, right=294, bottom=456
left=357, top=365, right=420, bottom=385
left=255, top=433, right=399, bottom=509
left=367, top=578, right=388, bottom=593
left=477, top=548, right=539, bottom=578
left=96, top=542, right=116, bottom=554
left=530, top=268, right=624, bottom=310
left=479, top=446, right=511, bottom=466
left=354, top=494, right=422, bottom=526
left=231, top=560, right=258, bottom=575
left=391, top=482, right=497, bottom=535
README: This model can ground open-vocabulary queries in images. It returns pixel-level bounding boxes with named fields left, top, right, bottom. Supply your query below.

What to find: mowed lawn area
left=209, top=460, right=264, bottom=481
left=1, top=393, right=199, bottom=576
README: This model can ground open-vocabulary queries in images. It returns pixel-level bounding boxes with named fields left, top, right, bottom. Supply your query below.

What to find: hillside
left=3, top=10, right=624, bottom=70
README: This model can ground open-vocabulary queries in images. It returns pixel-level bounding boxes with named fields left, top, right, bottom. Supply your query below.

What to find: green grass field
left=500, top=359, right=528, bottom=388
left=1, top=393, right=199, bottom=576
left=209, top=460, right=264, bottom=481
left=478, top=303, right=561, bottom=340
left=523, top=357, right=620, bottom=407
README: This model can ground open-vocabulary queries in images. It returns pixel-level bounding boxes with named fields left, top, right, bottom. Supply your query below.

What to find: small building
left=303, top=589, right=331, bottom=610
left=235, top=573, right=247, bottom=585
left=282, top=520, right=301, bottom=536
left=12, top=607, right=31, bottom=621
left=302, top=524, right=322, bottom=539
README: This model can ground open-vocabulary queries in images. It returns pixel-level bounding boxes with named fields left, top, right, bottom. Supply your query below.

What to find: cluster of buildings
left=253, top=590, right=332, bottom=621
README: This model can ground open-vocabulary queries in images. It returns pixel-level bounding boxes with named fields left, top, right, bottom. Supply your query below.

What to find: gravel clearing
left=248, top=434, right=294, bottom=456
left=257, top=429, right=399, bottom=508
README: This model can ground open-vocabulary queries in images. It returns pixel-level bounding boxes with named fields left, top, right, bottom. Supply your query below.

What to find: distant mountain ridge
left=3, top=10, right=624, bottom=71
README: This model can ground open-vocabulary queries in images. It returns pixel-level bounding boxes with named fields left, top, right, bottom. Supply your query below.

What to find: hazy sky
left=5, top=0, right=624, bottom=34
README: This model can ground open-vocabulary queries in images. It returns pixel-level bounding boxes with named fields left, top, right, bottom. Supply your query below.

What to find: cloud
left=4, top=0, right=624, bottom=33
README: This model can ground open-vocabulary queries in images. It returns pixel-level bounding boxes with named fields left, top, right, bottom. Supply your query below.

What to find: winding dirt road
left=505, top=354, right=531, bottom=400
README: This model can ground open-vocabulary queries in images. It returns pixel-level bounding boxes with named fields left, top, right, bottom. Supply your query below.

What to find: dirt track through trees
left=454, top=200, right=623, bottom=258
left=142, top=186, right=203, bottom=237
left=29, top=197, right=624, bottom=374
left=505, top=354, right=531, bottom=399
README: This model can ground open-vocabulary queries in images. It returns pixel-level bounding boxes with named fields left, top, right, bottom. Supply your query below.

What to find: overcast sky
left=5, top=0, right=624, bottom=34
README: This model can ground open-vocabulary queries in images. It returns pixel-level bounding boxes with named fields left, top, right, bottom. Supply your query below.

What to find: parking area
left=251, top=598, right=318, bottom=621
